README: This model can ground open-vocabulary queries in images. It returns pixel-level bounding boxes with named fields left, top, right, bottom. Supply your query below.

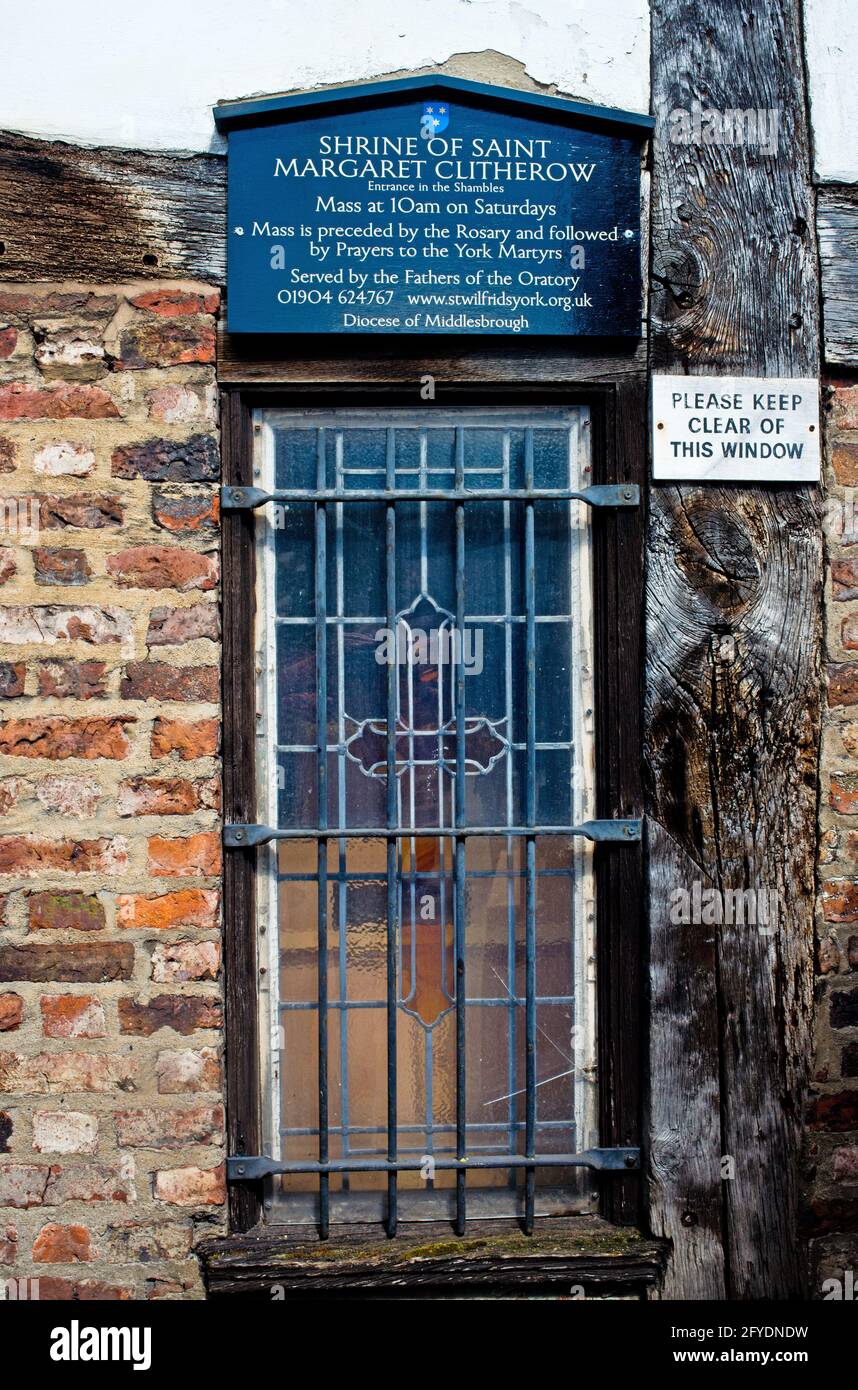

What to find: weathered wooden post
left=647, top=0, right=822, bottom=1297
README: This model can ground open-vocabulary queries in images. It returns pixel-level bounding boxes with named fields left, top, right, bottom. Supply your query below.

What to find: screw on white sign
left=651, top=375, right=820, bottom=482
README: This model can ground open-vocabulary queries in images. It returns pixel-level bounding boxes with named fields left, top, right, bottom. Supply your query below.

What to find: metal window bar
left=227, top=416, right=641, bottom=1238
left=223, top=483, right=638, bottom=510
left=502, top=432, right=517, bottom=1194
left=454, top=428, right=467, bottom=1235
left=226, top=822, right=641, bottom=846
left=385, top=428, right=398, bottom=1238
left=524, top=427, right=538, bottom=1236
left=314, top=430, right=330, bottom=1240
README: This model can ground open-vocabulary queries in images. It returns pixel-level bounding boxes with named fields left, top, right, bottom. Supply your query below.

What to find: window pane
left=256, top=409, right=597, bottom=1222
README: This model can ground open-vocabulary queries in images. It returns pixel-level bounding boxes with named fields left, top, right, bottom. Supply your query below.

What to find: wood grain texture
left=648, top=0, right=821, bottom=1298
left=818, top=186, right=858, bottom=366
left=221, top=391, right=262, bottom=1232
left=0, top=130, right=225, bottom=283
left=594, top=377, right=646, bottom=1227
left=217, top=330, right=647, bottom=384
left=200, top=1217, right=667, bottom=1297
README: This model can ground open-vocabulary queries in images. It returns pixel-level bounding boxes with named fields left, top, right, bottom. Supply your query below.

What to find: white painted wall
left=0, top=0, right=650, bottom=154
left=804, top=0, right=858, bottom=181
left=4, top=0, right=853, bottom=181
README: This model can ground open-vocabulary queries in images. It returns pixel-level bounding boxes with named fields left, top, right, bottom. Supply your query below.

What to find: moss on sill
left=201, top=1215, right=665, bottom=1277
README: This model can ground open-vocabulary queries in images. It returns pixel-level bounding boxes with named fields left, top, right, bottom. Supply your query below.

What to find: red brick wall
left=0, top=282, right=224, bottom=1300
left=808, top=377, right=858, bottom=1295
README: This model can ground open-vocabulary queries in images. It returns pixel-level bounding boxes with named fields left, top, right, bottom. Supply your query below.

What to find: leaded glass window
left=254, top=407, right=599, bottom=1227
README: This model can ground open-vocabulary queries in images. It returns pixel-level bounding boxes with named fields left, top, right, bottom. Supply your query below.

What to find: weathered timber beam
left=216, top=324, right=648, bottom=384
left=0, top=130, right=226, bottom=284
left=648, top=0, right=821, bottom=1298
left=200, top=1219, right=668, bottom=1297
left=817, top=186, right=858, bottom=367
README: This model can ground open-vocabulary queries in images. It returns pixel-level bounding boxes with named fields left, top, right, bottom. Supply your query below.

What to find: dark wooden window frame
left=219, top=371, right=646, bottom=1260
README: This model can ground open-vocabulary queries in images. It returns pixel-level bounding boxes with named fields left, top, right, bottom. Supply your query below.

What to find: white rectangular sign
left=652, top=375, right=820, bottom=482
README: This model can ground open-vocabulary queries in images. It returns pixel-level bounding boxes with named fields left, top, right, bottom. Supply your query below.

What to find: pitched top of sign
left=213, top=74, right=654, bottom=138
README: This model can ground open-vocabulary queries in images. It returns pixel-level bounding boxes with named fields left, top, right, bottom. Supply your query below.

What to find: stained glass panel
left=255, top=409, right=597, bottom=1223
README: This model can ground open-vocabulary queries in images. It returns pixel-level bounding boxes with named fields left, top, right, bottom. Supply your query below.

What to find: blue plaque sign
left=214, top=77, right=653, bottom=337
